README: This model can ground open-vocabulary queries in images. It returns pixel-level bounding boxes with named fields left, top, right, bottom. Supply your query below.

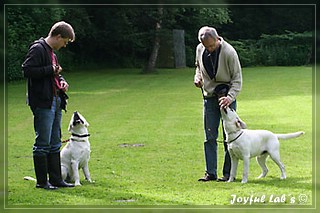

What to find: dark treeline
left=6, top=5, right=314, bottom=81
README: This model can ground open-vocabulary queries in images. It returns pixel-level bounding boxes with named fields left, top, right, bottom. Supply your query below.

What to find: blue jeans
left=31, top=96, right=62, bottom=156
left=203, top=97, right=236, bottom=178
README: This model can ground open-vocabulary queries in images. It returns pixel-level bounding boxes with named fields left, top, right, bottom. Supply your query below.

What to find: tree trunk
left=143, top=7, right=163, bottom=73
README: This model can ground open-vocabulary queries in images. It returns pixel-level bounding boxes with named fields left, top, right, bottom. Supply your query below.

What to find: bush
left=230, top=31, right=313, bottom=67
left=6, top=7, right=66, bottom=81
left=258, top=31, right=312, bottom=66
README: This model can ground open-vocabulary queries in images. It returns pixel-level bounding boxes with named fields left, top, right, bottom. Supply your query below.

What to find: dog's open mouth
left=73, top=111, right=84, bottom=126
left=220, top=107, right=227, bottom=114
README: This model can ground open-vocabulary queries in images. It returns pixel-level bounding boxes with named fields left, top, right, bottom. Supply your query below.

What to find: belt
left=203, top=94, right=217, bottom=100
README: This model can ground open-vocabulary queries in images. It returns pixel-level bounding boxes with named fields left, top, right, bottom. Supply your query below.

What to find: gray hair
left=198, top=26, right=219, bottom=42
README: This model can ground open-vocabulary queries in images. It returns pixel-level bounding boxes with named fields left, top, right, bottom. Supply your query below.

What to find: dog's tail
left=276, top=131, right=305, bottom=140
left=23, top=176, right=37, bottom=182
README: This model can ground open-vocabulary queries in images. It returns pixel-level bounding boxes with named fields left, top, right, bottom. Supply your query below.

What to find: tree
left=6, top=7, right=66, bottom=80
left=143, top=6, right=164, bottom=73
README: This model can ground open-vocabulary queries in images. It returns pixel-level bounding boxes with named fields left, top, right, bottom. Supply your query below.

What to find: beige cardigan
left=194, top=37, right=242, bottom=102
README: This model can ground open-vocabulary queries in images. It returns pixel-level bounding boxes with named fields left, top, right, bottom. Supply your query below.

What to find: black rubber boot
left=33, top=154, right=58, bottom=190
left=48, top=152, right=74, bottom=187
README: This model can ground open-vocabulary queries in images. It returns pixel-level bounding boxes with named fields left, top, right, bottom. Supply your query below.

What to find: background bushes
left=229, top=31, right=313, bottom=67
left=5, top=6, right=314, bottom=81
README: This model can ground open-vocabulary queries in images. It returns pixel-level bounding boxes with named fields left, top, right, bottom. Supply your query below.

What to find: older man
left=194, top=26, right=242, bottom=182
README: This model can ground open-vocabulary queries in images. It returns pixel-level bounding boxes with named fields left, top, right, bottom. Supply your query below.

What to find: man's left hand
left=60, top=80, right=69, bottom=92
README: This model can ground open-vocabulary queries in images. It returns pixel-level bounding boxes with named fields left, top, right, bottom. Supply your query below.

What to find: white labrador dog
left=220, top=107, right=304, bottom=184
left=61, top=111, right=93, bottom=186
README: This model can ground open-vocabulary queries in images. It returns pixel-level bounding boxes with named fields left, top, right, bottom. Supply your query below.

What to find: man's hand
left=219, top=96, right=232, bottom=109
left=60, top=80, right=69, bottom=92
left=53, top=65, right=62, bottom=75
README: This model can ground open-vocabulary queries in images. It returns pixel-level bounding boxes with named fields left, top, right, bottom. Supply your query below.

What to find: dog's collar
left=71, top=133, right=90, bottom=138
left=62, top=133, right=90, bottom=143
left=70, top=138, right=88, bottom=142
left=227, top=131, right=244, bottom=143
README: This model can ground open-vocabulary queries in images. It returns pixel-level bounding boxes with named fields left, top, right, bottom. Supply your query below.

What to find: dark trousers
left=203, top=97, right=236, bottom=177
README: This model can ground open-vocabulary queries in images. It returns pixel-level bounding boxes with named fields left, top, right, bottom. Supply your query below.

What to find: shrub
left=230, top=31, right=312, bottom=67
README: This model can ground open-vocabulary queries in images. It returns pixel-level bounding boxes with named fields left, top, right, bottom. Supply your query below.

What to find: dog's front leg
left=82, top=161, right=92, bottom=183
left=228, top=154, right=238, bottom=182
left=241, top=155, right=250, bottom=183
left=71, top=160, right=81, bottom=186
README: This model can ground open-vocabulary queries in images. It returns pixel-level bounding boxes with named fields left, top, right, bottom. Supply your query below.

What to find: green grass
left=6, top=67, right=314, bottom=209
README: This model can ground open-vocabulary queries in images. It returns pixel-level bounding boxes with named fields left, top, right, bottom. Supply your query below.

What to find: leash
left=200, top=87, right=205, bottom=100
left=62, top=139, right=70, bottom=143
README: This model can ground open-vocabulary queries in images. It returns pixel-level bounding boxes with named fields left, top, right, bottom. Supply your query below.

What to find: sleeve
left=227, top=51, right=242, bottom=102
left=22, top=44, right=54, bottom=79
left=194, top=44, right=202, bottom=82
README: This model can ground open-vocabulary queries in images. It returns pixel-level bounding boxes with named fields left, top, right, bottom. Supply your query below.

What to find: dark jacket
left=22, top=38, right=68, bottom=111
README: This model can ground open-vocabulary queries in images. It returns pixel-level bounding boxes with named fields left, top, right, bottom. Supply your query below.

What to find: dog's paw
left=75, top=182, right=82, bottom=186
left=257, top=174, right=267, bottom=179
left=241, top=180, right=248, bottom=184
left=87, top=179, right=95, bottom=183
left=227, top=177, right=235, bottom=182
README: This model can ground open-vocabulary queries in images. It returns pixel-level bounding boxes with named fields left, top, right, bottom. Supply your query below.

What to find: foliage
left=5, top=6, right=314, bottom=81
left=229, top=31, right=313, bottom=67
left=257, top=31, right=313, bottom=66
left=222, top=7, right=314, bottom=40
left=6, top=7, right=66, bottom=81
left=6, top=6, right=231, bottom=80
left=7, top=67, right=313, bottom=206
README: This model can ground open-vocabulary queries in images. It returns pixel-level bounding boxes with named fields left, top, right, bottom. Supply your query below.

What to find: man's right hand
left=53, top=65, right=62, bottom=75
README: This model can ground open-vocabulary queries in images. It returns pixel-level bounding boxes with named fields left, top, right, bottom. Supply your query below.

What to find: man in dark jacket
left=22, top=21, right=75, bottom=190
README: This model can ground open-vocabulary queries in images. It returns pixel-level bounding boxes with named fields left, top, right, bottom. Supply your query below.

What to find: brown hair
left=49, top=21, right=75, bottom=42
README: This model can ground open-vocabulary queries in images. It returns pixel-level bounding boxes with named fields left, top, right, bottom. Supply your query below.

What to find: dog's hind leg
left=256, top=153, right=269, bottom=178
left=61, top=165, right=68, bottom=181
left=269, top=151, right=286, bottom=180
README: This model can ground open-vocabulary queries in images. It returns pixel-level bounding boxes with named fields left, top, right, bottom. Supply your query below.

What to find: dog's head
left=220, top=107, right=247, bottom=133
left=68, top=111, right=89, bottom=133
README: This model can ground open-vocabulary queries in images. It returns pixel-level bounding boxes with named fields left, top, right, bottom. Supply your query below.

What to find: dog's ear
left=236, top=117, right=247, bottom=129
left=84, top=121, right=90, bottom=127
left=68, top=117, right=73, bottom=132
left=68, top=123, right=73, bottom=132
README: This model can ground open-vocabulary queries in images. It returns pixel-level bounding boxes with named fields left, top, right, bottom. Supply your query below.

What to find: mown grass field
left=5, top=66, right=314, bottom=211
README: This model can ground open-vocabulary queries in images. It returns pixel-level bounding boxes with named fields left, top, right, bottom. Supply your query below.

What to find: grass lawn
left=5, top=66, right=314, bottom=211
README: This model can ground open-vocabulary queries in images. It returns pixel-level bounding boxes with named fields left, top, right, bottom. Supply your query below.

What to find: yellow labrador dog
left=61, top=111, right=93, bottom=186
left=221, top=107, right=304, bottom=183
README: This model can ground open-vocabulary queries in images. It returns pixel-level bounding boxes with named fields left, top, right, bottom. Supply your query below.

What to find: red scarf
left=51, top=51, right=61, bottom=90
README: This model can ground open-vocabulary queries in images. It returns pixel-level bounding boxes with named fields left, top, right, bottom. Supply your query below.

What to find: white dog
left=220, top=107, right=304, bottom=183
left=61, top=111, right=93, bottom=186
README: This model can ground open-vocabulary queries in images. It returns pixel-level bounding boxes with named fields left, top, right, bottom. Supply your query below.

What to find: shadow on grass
left=233, top=176, right=312, bottom=190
